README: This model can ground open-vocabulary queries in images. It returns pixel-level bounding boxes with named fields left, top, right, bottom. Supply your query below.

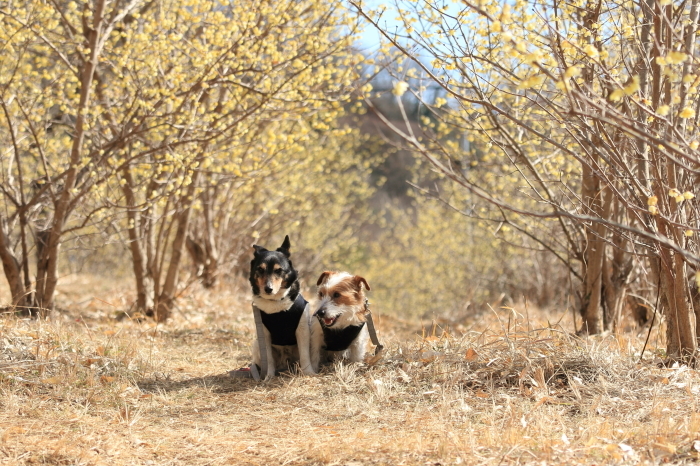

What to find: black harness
left=322, top=322, right=365, bottom=352
left=259, top=293, right=308, bottom=346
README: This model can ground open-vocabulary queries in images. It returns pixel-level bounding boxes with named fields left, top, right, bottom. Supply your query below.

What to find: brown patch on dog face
left=353, top=276, right=370, bottom=291
left=318, top=274, right=365, bottom=308
left=254, top=262, right=285, bottom=295
left=269, top=275, right=283, bottom=290
left=316, top=271, right=332, bottom=286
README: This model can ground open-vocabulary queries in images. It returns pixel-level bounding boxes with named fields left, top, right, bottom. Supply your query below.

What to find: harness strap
left=252, top=304, right=268, bottom=380
left=364, top=298, right=384, bottom=356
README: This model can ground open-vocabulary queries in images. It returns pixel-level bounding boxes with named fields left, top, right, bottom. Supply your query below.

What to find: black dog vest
left=322, top=323, right=365, bottom=352
left=259, top=293, right=308, bottom=346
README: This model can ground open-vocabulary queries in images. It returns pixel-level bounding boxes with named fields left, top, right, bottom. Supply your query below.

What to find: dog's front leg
left=347, top=327, right=370, bottom=363
left=296, top=304, right=315, bottom=375
left=263, top=327, right=276, bottom=380
left=309, top=317, right=323, bottom=373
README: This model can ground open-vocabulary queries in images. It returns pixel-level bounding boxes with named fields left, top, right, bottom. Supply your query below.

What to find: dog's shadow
left=136, top=370, right=298, bottom=395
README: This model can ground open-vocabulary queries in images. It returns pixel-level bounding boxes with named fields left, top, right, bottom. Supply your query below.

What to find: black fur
left=249, top=235, right=300, bottom=302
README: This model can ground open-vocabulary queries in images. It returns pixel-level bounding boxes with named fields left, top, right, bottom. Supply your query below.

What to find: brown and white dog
left=310, top=271, right=371, bottom=366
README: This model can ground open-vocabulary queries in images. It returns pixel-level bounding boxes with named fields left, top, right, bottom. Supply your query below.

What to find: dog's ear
left=317, top=271, right=333, bottom=286
left=277, top=235, right=291, bottom=257
left=353, top=276, right=371, bottom=291
left=253, top=245, right=267, bottom=257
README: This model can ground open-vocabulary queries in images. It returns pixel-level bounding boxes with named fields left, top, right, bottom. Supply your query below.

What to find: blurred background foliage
left=0, top=0, right=570, bottom=323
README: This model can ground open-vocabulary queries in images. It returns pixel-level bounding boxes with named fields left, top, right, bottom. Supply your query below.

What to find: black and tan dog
left=249, top=236, right=315, bottom=378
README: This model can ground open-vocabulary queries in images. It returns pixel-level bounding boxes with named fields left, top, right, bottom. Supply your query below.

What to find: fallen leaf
left=653, top=442, right=676, bottom=454
left=619, top=442, right=634, bottom=453
left=420, top=350, right=442, bottom=362
left=41, top=376, right=62, bottom=384
left=2, top=426, right=26, bottom=442
left=465, top=348, right=479, bottom=362
left=100, top=376, right=116, bottom=384
left=365, top=351, right=384, bottom=366
left=533, top=396, right=554, bottom=408
left=475, top=390, right=489, bottom=398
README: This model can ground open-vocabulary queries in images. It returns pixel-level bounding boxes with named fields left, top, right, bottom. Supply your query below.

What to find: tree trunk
left=0, top=217, right=28, bottom=309
left=154, top=169, right=201, bottom=322
left=186, top=186, right=219, bottom=288
left=579, top=164, right=610, bottom=334
left=34, top=0, right=106, bottom=315
left=602, top=205, right=632, bottom=331
left=659, top=247, right=697, bottom=361
left=122, top=166, right=154, bottom=314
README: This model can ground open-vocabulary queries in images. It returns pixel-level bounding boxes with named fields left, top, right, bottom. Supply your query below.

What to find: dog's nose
left=264, top=285, right=273, bottom=294
left=314, top=307, right=326, bottom=318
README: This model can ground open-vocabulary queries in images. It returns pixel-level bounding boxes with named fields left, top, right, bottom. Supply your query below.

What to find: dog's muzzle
left=313, top=306, right=326, bottom=318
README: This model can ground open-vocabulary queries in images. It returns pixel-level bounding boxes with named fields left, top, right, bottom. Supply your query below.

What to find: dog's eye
left=333, top=292, right=341, bottom=299
left=318, top=291, right=323, bottom=298
left=274, top=269, right=283, bottom=275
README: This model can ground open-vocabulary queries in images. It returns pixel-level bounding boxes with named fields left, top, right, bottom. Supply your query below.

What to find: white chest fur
left=252, top=295, right=294, bottom=314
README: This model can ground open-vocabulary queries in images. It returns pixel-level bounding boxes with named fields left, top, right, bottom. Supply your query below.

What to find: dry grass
left=1, top=275, right=700, bottom=465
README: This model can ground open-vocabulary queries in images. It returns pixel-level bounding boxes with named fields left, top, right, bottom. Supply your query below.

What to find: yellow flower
left=624, top=76, right=640, bottom=95
left=679, top=107, right=696, bottom=119
left=683, top=191, right=695, bottom=200
left=690, top=141, right=699, bottom=150
left=649, top=205, right=658, bottom=215
left=657, top=105, right=670, bottom=116
left=609, top=89, right=624, bottom=102
left=668, top=51, right=688, bottom=64
left=685, top=230, right=694, bottom=237
left=647, top=196, right=658, bottom=206
left=564, top=66, right=581, bottom=78
left=669, top=188, right=681, bottom=198
left=392, top=81, right=409, bottom=97
left=583, top=44, right=599, bottom=58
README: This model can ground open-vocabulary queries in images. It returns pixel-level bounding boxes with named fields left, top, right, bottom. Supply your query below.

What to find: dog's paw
left=302, top=367, right=317, bottom=376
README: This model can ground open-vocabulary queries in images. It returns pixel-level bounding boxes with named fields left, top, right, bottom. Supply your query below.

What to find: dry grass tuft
left=1, top=277, right=699, bottom=465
